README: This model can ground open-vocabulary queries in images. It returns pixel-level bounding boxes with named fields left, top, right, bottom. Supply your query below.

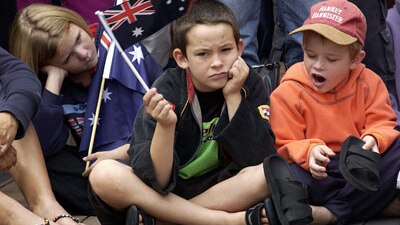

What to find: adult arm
left=0, top=47, right=41, bottom=139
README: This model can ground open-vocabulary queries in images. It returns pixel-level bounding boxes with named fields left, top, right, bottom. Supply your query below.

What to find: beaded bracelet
left=36, top=218, right=50, bottom=225
left=53, top=214, right=80, bottom=223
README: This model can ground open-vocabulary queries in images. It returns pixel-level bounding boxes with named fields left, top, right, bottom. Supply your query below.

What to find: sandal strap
left=53, top=214, right=80, bottom=223
left=281, top=195, right=312, bottom=224
left=276, top=179, right=309, bottom=200
left=245, top=203, right=264, bottom=225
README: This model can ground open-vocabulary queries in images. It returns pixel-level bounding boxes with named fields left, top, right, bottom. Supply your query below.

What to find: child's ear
left=238, top=38, right=244, bottom=56
left=350, top=50, right=366, bottom=69
left=172, top=48, right=189, bottom=69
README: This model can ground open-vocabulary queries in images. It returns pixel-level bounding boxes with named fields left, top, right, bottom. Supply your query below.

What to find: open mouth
left=312, top=74, right=326, bottom=83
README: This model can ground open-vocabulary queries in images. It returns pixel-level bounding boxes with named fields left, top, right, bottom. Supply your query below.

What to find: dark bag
left=252, top=61, right=281, bottom=97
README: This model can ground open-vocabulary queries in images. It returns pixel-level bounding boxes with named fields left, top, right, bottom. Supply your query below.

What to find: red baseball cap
left=289, top=0, right=366, bottom=46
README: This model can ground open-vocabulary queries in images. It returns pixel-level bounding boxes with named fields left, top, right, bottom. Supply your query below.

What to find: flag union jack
left=104, top=0, right=155, bottom=30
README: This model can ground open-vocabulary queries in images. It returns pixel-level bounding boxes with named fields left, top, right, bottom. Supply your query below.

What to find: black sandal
left=245, top=201, right=281, bottom=225
left=263, top=154, right=313, bottom=225
left=125, top=205, right=155, bottom=225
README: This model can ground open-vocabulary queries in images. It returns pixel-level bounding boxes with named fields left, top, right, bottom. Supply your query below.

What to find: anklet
left=36, top=218, right=50, bottom=225
left=53, top=214, right=80, bottom=223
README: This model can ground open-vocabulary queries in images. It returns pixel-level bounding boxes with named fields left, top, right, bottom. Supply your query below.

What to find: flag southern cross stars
left=79, top=29, right=163, bottom=153
left=103, top=0, right=191, bottom=50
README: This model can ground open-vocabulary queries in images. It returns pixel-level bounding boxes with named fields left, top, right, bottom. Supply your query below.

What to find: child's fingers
left=309, top=159, right=327, bottom=179
left=152, top=99, right=168, bottom=115
left=159, top=101, right=172, bottom=117
left=143, top=88, right=157, bottom=105
left=82, top=152, right=98, bottom=162
left=147, top=93, right=164, bottom=112
left=313, top=150, right=331, bottom=165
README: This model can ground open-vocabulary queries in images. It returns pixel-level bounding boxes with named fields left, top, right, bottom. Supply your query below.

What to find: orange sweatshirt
left=270, top=62, right=399, bottom=171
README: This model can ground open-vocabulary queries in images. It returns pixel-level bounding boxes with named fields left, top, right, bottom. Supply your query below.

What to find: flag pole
left=96, top=10, right=150, bottom=91
left=85, top=11, right=151, bottom=171
left=85, top=76, right=106, bottom=171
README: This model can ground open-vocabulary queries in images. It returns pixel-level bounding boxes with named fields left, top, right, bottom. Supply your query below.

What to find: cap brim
left=289, top=23, right=357, bottom=45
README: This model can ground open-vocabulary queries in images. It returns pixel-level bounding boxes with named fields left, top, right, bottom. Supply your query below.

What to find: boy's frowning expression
left=303, top=32, right=360, bottom=93
left=175, top=23, right=243, bottom=92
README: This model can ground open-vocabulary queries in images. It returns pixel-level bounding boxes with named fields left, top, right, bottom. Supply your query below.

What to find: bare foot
left=0, top=193, right=48, bottom=225
left=30, top=198, right=84, bottom=225
left=311, top=206, right=337, bottom=225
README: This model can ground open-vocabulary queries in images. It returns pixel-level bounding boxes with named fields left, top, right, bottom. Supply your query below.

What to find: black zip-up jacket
left=128, top=67, right=276, bottom=198
left=0, top=47, right=41, bottom=139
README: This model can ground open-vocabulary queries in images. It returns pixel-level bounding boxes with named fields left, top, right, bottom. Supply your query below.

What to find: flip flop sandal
left=339, top=136, right=380, bottom=193
left=244, top=200, right=281, bottom=225
left=263, top=154, right=313, bottom=225
left=125, top=205, right=155, bottom=225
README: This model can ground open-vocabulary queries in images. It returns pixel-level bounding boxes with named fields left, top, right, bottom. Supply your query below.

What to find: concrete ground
left=0, top=173, right=100, bottom=225
left=1, top=172, right=399, bottom=225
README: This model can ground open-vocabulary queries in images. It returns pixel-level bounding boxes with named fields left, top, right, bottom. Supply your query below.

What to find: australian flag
left=79, top=29, right=163, bottom=153
left=79, top=0, right=191, bottom=153
left=103, top=0, right=191, bottom=50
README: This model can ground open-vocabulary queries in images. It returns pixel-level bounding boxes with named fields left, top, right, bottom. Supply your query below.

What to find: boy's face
left=303, top=32, right=361, bottom=93
left=174, top=23, right=243, bottom=92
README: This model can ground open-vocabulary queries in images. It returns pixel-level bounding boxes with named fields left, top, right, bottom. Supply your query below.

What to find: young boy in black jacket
left=88, top=0, right=276, bottom=224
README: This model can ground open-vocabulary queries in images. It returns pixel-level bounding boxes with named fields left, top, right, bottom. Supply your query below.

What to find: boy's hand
left=223, top=56, right=249, bottom=97
left=362, top=135, right=379, bottom=153
left=143, top=88, right=177, bottom=126
left=309, top=144, right=336, bottom=179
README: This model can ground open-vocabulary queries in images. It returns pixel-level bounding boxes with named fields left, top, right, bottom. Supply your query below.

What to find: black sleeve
left=0, top=47, right=42, bottom=139
left=214, top=68, right=276, bottom=175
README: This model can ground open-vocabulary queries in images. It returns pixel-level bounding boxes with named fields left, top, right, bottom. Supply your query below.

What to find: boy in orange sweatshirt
left=270, top=0, right=400, bottom=224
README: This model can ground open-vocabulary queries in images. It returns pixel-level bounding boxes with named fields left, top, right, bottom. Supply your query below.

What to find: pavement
left=2, top=172, right=399, bottom=225
left=0, top=172, right=100, bottom=225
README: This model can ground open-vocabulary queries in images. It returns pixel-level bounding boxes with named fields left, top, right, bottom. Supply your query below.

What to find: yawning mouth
left=312, top=74, right=326, bottom=83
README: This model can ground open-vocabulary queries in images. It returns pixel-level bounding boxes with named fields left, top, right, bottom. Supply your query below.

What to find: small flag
left=103, top=0, right=191, bottom=50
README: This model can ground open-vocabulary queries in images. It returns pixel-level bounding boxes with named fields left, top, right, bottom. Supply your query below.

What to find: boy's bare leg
left=90, top=159, right=262, bottom=225
left=189, top=164, right=269, bottom=212
left=9, top=123, right=82, bottom=225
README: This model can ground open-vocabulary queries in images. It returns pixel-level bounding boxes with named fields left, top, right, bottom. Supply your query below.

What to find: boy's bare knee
left=239, top=164, right=268, bottom=195
left=89, top=159, right=124, bottom=194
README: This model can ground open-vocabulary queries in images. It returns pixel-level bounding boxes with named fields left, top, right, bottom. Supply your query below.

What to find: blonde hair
left=302, top=31, right=362, bottom=60
left=9, top=3, right=91, bottom=75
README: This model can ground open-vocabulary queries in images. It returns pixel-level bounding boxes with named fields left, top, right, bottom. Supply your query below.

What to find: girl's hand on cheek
left=42, top=65, right=68, bottom=79
left=42, top=65, right=69, bottom=95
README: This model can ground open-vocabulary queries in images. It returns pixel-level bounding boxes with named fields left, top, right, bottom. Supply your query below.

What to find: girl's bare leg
left=9, top=123, right=82, bottom=225
left=0, top=192, right=47, bottom=225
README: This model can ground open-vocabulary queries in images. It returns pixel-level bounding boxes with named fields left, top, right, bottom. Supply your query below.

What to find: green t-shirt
left=179, top=89, right=224, bottom=179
